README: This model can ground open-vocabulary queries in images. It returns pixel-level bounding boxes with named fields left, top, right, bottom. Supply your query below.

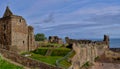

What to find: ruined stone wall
left=65, top=35, right=109, bottom=49
left=0, top=16, right=11, bottom=50
left=11, top=15, right=28, bottom=52
left=69, top=43, right=108, bottom=69
left=49, top=36, right=63, bottom=44
left=0, top=48, right=62, bottom=69
left=70, top=43, right=98, bottom=69
left=0, top=7, right=36, bottom=53
left=28, top=26, right=36, bottom=51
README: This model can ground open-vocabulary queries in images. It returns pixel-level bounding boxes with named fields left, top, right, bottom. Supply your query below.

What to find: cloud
left=42, top=13, right=55, bottom=23
left=70, top=5, right=120, bottom=16
left=1, top=0, right=120, bottom=39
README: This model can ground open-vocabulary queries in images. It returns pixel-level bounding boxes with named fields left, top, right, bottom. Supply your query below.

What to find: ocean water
left=110, top=39, right=120, bottom=48
left=89, top=38, right=120, bottom=48
left=90, top=38, right=120, bottom=48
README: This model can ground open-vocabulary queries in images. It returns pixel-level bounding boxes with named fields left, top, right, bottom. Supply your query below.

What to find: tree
left=35, top=33, right=47, bottom=41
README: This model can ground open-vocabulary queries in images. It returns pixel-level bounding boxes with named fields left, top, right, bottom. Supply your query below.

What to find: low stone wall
left=0, top=48, right=62, bottom=69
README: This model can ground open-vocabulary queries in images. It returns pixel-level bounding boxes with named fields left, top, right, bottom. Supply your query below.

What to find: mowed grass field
left=29, top=53, right=62, bottom=65
left=0, top=56, right=23, bottom=69
left=22, top=47, right=72, bottom=67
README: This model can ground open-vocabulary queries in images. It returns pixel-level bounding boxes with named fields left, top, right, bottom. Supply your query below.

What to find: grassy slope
left=29, top=53, right=62, bottom=65
left=22, top=47, right=71, bottom=66
left=0, top=56, right=23, bottom=69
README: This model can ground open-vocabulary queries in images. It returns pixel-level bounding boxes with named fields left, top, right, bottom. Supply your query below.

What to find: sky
left=0, top=0, right=120, bottom=39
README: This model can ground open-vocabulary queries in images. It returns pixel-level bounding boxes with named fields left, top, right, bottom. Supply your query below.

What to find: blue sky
left=0, top=0, right=120, bottom=39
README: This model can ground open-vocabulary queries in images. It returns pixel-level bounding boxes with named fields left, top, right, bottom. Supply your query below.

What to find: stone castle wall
left=28, top=26, right=36, bottom=51
left=70, top=43, right=108, bottom=69
left=68, top=35, right=109, bottom=69
left=0, top=7, right=36, bottom=53
left=11, top=15, right=28, bottom=52
left=0, top=16, right=11, bottom=49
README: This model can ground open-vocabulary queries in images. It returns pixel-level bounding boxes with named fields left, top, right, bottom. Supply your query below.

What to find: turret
left=3, top=6, right=13, bottom=17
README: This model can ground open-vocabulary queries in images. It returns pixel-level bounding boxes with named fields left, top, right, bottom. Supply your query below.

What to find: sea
left=91, top=38, right=120, bottom=48
left=110, top=38, right=120, bottom=48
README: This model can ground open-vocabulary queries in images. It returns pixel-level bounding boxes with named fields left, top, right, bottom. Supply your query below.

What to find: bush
left=35, top=33, right=47, bottom=41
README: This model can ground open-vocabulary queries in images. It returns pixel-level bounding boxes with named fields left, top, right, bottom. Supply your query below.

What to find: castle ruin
left=0, top=6, right=36, bottom=53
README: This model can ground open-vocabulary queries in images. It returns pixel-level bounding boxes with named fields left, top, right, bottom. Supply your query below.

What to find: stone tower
left=0, top=6, right=36, bottom=53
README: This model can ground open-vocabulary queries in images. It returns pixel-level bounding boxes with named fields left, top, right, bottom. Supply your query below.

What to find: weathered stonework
left=68, top=35, right=109, bottom=69
left=48, top=36, right=63, bottom=44
left=0, top=6, right=36, bottom=53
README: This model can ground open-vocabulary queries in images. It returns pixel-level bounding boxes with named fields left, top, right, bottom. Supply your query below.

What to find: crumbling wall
left=49, top=36, right=63, bottom=44
left=0, top=7, right=36, bottom=53
left=65, top=35, right=109, bottom=49
left=68, top=35, right=109, bottom=69
left=69, top=43, right=98, bottom=69
left=28, top=26, right=36, bottom=51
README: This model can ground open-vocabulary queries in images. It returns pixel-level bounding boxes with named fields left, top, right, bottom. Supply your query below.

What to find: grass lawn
left=59, top=60, right=71, bottom=68
left=32, top=47, right=71, bottom=56
left=0, top=56, right=23, bottom=69
left=29, top=53, right=62, bottom=65
left=22, top=47, right=73, bottom=68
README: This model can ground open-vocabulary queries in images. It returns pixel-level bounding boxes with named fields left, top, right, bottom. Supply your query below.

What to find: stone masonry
left=68, top=35, right=109, bottom=69
left=48, top=36, right=63, bottom=44
left=0, top=6, right=36, bottom=53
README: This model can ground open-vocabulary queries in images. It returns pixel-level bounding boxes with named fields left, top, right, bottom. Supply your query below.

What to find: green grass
left=21, top=47, right=72, bottom=68
left=29, top=53, right=62, bottom=65
left=32, top=47, right=48, bottom=55
left=59, top=60, right=71, bottom=69
left=51, top=48, right=71, bottom=56
left=32, top=47, right=71, bottom=56
left=0, top=56, right=23, bottom=69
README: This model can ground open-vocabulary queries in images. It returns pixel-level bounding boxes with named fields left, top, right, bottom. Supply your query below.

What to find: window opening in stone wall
left=23, top=41, right=24, bottom=44
left=19, top=19, right=22, bottom=23
left=3, top=24, right=6, bottom=31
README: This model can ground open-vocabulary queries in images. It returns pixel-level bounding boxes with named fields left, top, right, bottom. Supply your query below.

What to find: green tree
left=35, top=33, right=47, bottom=41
